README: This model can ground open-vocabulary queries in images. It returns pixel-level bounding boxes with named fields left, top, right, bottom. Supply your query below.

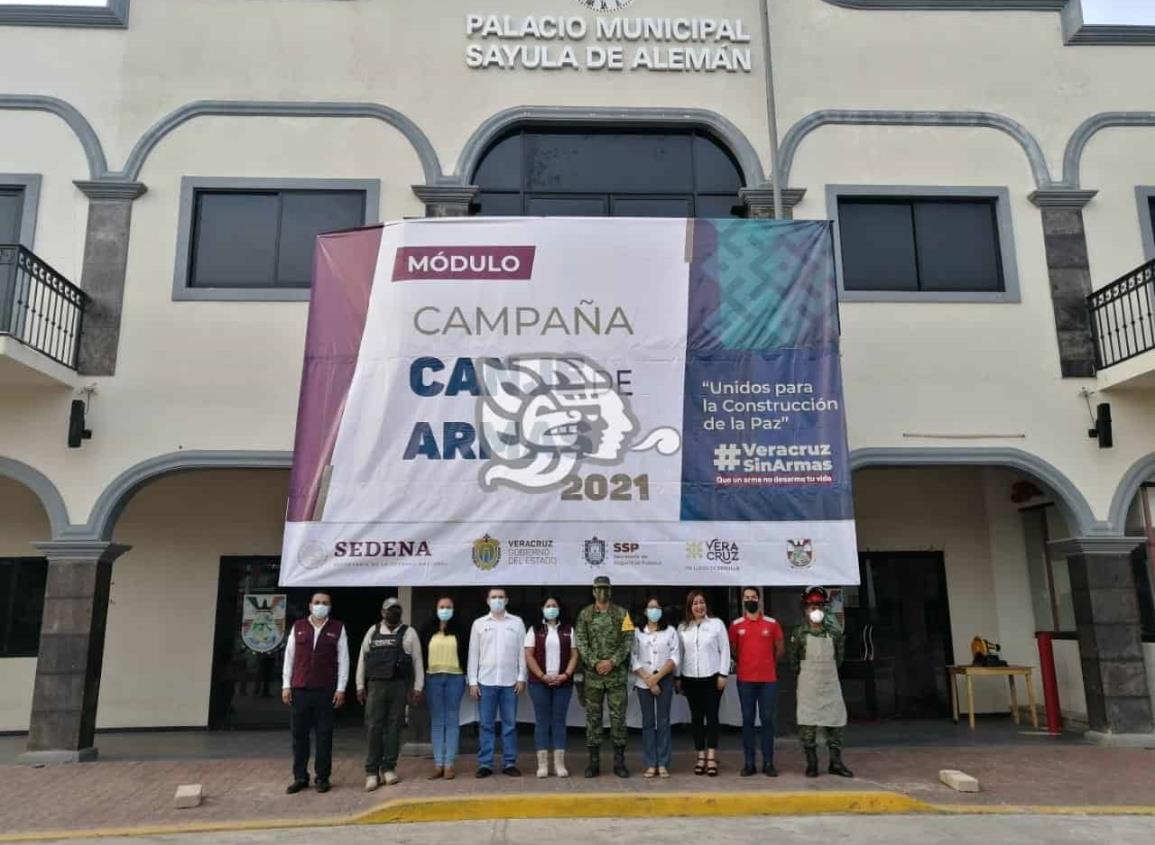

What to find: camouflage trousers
left=798, top=725, right=845, bottom=751
left=584, top=677, right=628, bottom=749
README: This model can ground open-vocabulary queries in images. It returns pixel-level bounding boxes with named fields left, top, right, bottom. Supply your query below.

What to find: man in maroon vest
left=282, top=592, right=349, bottom=793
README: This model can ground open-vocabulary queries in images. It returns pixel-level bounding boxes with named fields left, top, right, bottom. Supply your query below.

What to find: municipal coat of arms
left=473, top=534, right=502, bottom=571
left=787, top=539, right=815, bottom=569
left=241, top=594, right=287, bottom=654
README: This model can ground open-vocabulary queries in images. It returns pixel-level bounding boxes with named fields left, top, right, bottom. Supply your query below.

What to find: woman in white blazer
left=676, top=589, right=731, bottom=776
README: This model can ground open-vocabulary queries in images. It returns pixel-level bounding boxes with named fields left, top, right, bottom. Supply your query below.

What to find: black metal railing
left=0, top=245, right=87, bottom=370
left=1088, top=259, right=1155, bottom=370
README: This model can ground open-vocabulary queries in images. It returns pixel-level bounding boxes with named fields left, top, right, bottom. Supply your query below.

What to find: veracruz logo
left=392, top=246, right=536, bottom=281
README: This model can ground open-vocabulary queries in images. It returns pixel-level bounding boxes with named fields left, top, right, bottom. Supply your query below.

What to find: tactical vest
left=364, top=623, right=412, bottom=682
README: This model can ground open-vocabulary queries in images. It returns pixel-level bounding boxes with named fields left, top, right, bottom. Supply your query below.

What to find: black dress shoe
left=763, top=763, right=779, bottom=778
left=285, top=780, right=309, bottom=795
left=475, top=766, right=493, bottom=778
left=314, top=780, right=331, bottom=793
left=502, top=765, right=522, bottom=777
left=739, top=765, right=757, bottom=777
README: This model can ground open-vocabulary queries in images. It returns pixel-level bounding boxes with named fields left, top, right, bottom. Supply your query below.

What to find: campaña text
left=413, top=304, right=634, bottom=336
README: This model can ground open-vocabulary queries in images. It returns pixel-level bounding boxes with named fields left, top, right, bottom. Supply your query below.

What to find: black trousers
left=291, top=687, right=335, bottom=783
left=682, top=675, right=722, bottom=751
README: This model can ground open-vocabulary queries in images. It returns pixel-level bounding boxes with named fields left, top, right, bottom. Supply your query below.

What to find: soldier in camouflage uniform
left=788, top=586, right=853, bottom=779
left=574, top=575, right=635, bottom=778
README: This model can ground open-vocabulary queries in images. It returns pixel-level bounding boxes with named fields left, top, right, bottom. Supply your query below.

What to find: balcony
left=1088, top=259, right=1155, bottom=390
left=0, top=245, right=86, bottom=388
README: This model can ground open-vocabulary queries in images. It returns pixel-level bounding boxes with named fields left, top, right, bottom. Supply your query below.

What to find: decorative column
left=21, top=540, right=130, bottom=764
left=1052, top=537, right=1154, bottom=743
left=411, top=185, right=479, bottom=218
left=740, top=186, right=807, bottom=220
left=73, top=181, right=147, bottom=376
left=1028, top=189, right=1100, bottom=378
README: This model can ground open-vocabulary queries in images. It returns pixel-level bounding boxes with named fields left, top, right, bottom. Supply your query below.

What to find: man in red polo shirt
left=729, top=586, right=785, bottom=777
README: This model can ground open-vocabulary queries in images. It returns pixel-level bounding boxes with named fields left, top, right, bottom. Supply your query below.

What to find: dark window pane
left=276, top=192, right=364, bottom=287
left=695, top=195, right=743, bottom=219
left=0, top=189, right=22, bottom=243
left=526, top=195, right=609, bottom=217
left=190, top=192, right=278, bottom=288
left=525, top=133, right=693, bottom=193
left=6, top=561, right=46, bottom=656
left=476, top=193, right=524, bottom=216
left=611, top=196, right=692, bottom=218
left=693, top=135, right=744, bottom=192
left=838, top=201, right=918, bottom=292
left=914, top=200, right=1003, bottom=292
left=475, top=133, right=524, bottom=192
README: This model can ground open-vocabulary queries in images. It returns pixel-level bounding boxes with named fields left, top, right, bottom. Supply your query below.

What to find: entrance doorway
left=841, top=552, right=954, bottom=719
left=208, top=556, right=392, bottom=729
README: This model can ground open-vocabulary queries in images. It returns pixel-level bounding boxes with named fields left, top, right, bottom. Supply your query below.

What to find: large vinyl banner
left=281, top=218, right=858, bottom=587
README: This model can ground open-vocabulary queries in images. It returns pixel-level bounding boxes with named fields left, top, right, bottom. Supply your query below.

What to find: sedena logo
left=392, top=246, right=536, bottom=282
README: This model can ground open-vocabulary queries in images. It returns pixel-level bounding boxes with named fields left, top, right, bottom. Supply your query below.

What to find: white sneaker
left=364, top=774, right=379, bottom=792
left=553, top=750, right=569, bottom=778
left=536, top=749, right=550, bottom=778
left=382, top=770, right=400, bottom=786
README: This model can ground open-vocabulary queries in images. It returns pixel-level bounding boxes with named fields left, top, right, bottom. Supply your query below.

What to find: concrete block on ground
left=939, top=769, right=980, bottom=793
left=173, top=784, right=202, bottom=809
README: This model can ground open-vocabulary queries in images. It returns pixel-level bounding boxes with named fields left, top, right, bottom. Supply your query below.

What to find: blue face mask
left=542, top=606, right=560, bottom=621
left=646, top=607, right=663, bottom=623
left=437, top=607, right=454, bottom=622
left=488, top=598, right=506, bottom=613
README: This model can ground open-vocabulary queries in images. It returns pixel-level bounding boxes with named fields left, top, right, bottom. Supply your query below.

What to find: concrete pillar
left=1052, top=537, right=1154, bottom=743
left=411, top=185, right=479, bottom=218
left=20, top=540, right=130, bottom=764
left=1028, top=189, right=1099, bottom=378
left=73, top=181, right=147, bottom=376
left=739, top=186, right=806, bottom=220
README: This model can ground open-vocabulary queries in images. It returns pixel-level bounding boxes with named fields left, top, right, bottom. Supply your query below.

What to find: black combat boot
left=804, top=747, right=819, bottom=778
left=612, top=745, right=630, bottom=778
left=584, top=746, right=600, bottom=778
left=827, top=748, right=854, bottom=778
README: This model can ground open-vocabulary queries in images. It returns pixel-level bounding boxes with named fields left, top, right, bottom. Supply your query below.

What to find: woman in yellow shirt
left=420, top=597, right=469, bottom=779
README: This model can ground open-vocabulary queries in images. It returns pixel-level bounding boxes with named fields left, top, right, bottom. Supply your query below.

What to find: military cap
left=592, top=575, right=612, bottom=588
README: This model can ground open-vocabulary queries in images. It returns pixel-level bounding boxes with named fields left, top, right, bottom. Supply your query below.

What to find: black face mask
left=384, top=608, right=403, bottom=626
left=743, top=600, right=760, bottom=614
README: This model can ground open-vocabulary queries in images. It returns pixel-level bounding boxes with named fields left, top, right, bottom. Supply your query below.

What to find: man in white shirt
left=282, top=593, right=349, bottom=794
left=355, top=597, right=425, bottom=790
left=467, top=587, right=527, bottom=777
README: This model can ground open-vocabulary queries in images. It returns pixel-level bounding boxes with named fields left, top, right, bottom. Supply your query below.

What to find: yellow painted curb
left=352, top=790, right=933, bottom=824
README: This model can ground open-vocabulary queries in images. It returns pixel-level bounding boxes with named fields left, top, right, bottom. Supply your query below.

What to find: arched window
left=473, top=127, right=745, bottom=218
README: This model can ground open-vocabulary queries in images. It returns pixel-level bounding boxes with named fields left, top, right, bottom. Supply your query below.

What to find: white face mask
left=808, top=608, right=825, bottom=624
left=311, top=604, right=331, bottom=620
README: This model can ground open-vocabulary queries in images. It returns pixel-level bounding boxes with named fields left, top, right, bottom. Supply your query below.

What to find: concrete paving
left=22, top=816, right=1155, bottom=845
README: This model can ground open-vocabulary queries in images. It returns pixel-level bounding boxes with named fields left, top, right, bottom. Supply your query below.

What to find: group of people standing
left=280, top=578, right=853, bottom=794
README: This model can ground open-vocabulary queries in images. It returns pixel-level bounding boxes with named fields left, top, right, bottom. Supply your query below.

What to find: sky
left=9, top=0, right=1155, bottom=24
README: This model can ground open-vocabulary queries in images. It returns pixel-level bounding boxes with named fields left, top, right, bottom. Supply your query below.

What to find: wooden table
left=948, top=665, right=1039, bottom=730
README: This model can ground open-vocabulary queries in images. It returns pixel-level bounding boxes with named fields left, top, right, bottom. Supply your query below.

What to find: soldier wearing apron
left=788, top=586, right=853, bottom=778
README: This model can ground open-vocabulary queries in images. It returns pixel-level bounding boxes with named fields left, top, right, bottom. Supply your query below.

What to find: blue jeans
left=737, top=680, right=778, bottom=766
left=636, top=676, right=673, bottom=769
left=527, top=682, right=572, bottom=751
left=426, top=673, right=466, bottom=767
left=478, top=683, right=518, bottom=769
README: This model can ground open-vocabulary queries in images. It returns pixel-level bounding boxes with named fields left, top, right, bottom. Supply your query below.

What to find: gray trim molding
left=73, top=181, right=146, bottom=201
left=781, top=110, right=1052, bottom=190
left=1028, top=189, right=1098, bottom=209
left=1047, top=536, right=1144, bottom=556
left=1137, top=187, right=1155, bottom=263
left=58, top=450, right=293, bottom=542
left=1107, top=451, right=1155, bottom=534
left=825, top=185, right=1022, bottom=303
left=120, top=101, right=443, bottom=185
left=849, top=446, right=1100, bottom=535
left=412, top=184, right=480, bottom=208
left=1063, top=114, right=1155, bottom=189
left=0, top=95, right=108, bottom=178
left=172, top=177, right=380, bottom=302
left=452, top=106, right=769, bottom=188
left=0, top=0, right=128, bottom=28
left=740, top=187, right=807, bottom=213
left=0, top=174, right=41, bottom=248
left=0, top=457, right=71, bottom=535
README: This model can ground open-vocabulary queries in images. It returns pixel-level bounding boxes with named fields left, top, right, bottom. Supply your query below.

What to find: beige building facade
left=1, top=0, right=1154, bottom=759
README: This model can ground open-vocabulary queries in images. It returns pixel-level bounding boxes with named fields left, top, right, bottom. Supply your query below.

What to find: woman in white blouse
left=676, top=590, right=731, bottom=776
left=630, top=596, right=680, bottom=779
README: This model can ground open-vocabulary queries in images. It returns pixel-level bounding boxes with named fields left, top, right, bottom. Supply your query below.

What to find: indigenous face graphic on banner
left=241, top=594, right=287, bottom=654
left=282, top=218, right=858, bottom=587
